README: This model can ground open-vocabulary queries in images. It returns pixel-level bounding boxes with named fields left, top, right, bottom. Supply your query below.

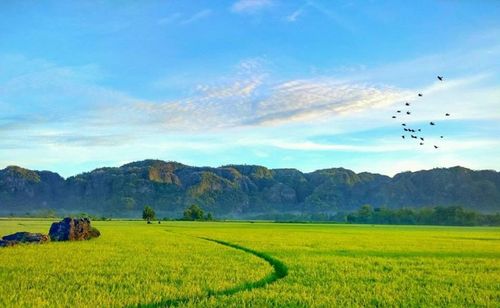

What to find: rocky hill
left=0, top=160, right=498, bottom=217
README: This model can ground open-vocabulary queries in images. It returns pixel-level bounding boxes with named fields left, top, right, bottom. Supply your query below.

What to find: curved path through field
left=137, top=235, right=288, bottom=307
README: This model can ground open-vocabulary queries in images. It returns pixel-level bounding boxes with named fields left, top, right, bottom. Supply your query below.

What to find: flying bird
left=391, top=77, right=448, bottom=149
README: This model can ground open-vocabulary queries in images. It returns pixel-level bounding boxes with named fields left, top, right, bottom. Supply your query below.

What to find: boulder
left=89, top=226, right=101, bottom=238
left=49, top=217, right=100, bottom=241
left=0, top=239, right=17, bottom=247
left=2, top=232, right=50, bottom=243
left=0, top=232, right=49, bottom=247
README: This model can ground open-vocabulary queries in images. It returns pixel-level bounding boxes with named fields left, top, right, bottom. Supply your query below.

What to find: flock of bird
left=392, top=76, right=450, bottom=149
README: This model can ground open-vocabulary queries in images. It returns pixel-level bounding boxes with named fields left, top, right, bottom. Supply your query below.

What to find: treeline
left=251, top=205, right=500, bottom=226
left=346, top=205, right=500, bottom=226
left=9, top=205, right=500, bottom=226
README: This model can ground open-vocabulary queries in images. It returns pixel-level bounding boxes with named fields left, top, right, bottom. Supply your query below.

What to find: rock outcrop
left=49, top=217, right=100, bottom=241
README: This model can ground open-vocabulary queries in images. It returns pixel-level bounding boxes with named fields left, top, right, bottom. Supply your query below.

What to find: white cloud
left=95, top=77, right=405, bottom=133
left=231, top=0, right=273, bottom=13
left=247, top=79, right=405, bottom=126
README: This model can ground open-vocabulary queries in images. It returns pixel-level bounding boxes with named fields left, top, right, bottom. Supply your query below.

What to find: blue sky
left=1, top=0, right=499, bottom=177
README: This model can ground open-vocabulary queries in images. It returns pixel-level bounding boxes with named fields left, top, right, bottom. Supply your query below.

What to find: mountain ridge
left=1, top=160, right=499, bottom=217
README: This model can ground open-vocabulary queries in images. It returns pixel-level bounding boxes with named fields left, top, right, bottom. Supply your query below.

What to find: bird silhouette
left=390, top=76, right=448, bottom=149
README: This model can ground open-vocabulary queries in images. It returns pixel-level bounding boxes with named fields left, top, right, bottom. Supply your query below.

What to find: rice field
left=0, top=219, right=499, bottom=307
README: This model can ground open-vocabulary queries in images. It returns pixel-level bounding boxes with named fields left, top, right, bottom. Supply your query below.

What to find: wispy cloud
left=157, top=9, right=212, bottom=26
left=98, top=76, right=405, bottom=133
left=246, top=79, right=404, bottom=126
left=180, top=9, right=212, bottom=25
left=305, top=1, right=355, bottom=31
left=157, top=13, right=182, bottom=25
left=258, top=138, right=500, bottom=154
left=286, top=9, right=303, bottom=22
left=4, top=53, right=497, bottom=142
left=231, top=0, right=273, bottom=14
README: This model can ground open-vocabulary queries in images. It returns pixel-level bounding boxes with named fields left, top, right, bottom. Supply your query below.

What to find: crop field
left=0, top=220, right=499, bottom=307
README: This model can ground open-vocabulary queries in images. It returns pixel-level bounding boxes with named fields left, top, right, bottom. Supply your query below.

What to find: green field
left=0, top=220, right=499, bottom=307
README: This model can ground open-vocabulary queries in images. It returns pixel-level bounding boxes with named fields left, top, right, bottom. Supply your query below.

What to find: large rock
left=49, top=217, right=100, bottom=241
left=2, top=232, right=50, bottom=243
left=0, top=239, right=17, bottom=247
left=0, top=232, right=49, bottom=247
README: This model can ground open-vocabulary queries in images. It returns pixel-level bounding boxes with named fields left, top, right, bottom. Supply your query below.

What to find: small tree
left=183, top=204, right=204, bottom=221
left=142, top=206, right=156, bottom=223
left=206, top=212, right=213, bottom=221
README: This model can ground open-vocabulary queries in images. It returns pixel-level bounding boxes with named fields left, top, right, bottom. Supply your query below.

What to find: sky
left=0, top=0, right=499, bottom=178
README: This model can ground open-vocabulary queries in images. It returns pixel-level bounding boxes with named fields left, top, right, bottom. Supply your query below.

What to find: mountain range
left=0, top=160, right=498, bottom=218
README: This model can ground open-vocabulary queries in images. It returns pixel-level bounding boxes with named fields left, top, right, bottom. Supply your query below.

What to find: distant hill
left=0, top=160, right=499, bottom=217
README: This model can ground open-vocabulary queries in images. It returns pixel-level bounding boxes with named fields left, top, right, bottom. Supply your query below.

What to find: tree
left=142, top=206, right=156, bottom=223
left=183, top=204, right=204, bottom=221
left=358, top=204, right=374, bottom=223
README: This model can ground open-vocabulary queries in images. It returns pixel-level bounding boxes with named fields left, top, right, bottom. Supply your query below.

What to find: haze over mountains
left=0, top=160, right=498, bottom=218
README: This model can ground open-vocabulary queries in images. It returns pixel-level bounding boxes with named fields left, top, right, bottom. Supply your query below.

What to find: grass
left=1, top=220, right=499, bottom=307
left=141, top=236, right=288, bottom=307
